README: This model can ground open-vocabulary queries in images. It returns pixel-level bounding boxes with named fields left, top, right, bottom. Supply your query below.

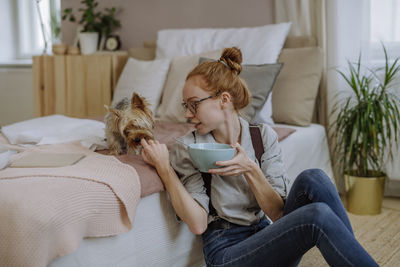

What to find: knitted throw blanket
left=0, top=142, right=141, bottom=267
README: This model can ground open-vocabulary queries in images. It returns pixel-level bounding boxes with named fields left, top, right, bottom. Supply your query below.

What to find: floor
left=299, top=196, right=400, bottom=266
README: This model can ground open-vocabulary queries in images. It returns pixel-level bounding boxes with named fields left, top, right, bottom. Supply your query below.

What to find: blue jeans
left=201, top=169, right=378, bottom=267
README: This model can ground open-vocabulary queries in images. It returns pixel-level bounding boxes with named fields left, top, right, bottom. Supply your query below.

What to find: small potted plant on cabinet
left=98, top=7, right=121, bottom=51
left=331, top=45, right=400, bottom=215
left=62, top=0, right=121, bottom=54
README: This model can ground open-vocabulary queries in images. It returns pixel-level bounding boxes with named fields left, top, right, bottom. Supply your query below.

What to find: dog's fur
left=104, top=92, right=154, bottom=155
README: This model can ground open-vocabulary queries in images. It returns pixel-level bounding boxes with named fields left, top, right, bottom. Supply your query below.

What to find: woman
left=140, top=47, right=378, bottom=266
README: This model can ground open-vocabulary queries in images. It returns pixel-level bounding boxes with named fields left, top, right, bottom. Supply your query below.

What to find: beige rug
left=300, top=197, right=400, bottom=266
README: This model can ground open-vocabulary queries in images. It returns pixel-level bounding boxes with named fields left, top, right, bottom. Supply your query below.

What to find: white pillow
left=112, top=57, right=170, bottom=114
left=156, top=50, right=222, bottom=122
left=156, top=23, right=291, bottom=64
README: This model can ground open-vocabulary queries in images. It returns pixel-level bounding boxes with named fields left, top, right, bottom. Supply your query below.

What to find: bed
left=48, top=125, right=332, bottom=267
left=0, top=25, right=334, bottom=267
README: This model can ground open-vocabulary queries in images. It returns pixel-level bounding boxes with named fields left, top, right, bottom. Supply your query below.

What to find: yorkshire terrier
left=104, top=92, right=154, bottom=155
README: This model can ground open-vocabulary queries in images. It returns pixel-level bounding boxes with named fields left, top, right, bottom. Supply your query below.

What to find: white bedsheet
left=50, top=191, right=205, bottom=267
left=277, top=123, right=334, bottom=185
left=1, top=115, right=107, bottom=149
left=49, top=123, right=333, bottom=267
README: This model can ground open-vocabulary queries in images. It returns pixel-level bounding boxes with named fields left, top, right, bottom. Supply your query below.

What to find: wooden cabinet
left=32, top=52, right=128, bottom=118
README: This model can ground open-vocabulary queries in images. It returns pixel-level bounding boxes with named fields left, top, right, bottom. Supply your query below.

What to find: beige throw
left=0, top=142, right=141, bottom=267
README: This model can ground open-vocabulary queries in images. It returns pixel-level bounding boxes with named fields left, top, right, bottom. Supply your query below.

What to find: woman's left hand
left=208, top=143, right=256, bottom=176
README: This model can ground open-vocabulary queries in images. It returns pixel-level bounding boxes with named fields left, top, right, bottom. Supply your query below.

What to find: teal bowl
left=188, top=143, right=236, bottom=173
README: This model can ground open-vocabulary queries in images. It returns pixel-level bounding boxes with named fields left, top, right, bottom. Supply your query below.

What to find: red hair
left=186, top=47, right=250, bottom=110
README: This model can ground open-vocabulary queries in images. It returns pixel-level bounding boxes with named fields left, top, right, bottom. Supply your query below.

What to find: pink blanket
left=0, top=141, right=141, bottom=267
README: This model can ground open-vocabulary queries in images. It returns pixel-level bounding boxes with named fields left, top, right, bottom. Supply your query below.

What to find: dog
left=104, top=92, right=154, bottom=155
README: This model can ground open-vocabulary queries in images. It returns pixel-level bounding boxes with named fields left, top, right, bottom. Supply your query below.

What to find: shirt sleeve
left=169, top=136, right=210, bottom=214
left=259, top=124, right=291, bottom=200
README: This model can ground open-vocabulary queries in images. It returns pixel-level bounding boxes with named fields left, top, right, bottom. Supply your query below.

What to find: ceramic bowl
left=188, top=143, right=236, bottom=173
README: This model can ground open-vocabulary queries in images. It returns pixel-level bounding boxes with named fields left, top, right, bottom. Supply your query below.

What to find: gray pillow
left=199, top=57, right=282, bottom=122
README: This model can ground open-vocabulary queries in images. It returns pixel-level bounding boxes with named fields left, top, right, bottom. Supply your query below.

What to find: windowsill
left=0, top=59, right=32, bottom=68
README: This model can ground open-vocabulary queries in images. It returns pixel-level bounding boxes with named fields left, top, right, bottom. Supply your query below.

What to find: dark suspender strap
left=249, top=124, right=264, bottom=166
left=191, top=131, right=217, bottom=215
left=202, top=172, right=217, bottom=215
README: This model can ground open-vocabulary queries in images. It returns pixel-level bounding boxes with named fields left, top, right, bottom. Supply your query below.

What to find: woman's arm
left=242, top=160, right=284, bottom=221
left=209, top=144, right=284, bottom=221
left=141, top=139, right=208, bottom=235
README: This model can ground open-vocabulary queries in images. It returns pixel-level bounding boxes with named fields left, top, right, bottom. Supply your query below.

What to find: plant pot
left=344, top=171, right=386, bottom=215
left=79, top=32, right=99, bottom=55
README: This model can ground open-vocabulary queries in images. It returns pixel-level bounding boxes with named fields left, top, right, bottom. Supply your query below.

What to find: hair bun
left=220, top=47, right=243, bottom=75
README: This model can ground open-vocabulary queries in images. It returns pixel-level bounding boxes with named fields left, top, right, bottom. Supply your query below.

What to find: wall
left=0, top=68, right=34, bottom=126
left=61, top=0, right=275, bottom=49
left=0, top=0, right=33, bottom=126
left=0, top=1, right=274, bottom=126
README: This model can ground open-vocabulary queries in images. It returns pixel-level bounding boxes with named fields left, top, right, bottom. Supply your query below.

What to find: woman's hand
left=208, top=143, right=257, bottom=176
left=140, top=139, right=170, bottom=172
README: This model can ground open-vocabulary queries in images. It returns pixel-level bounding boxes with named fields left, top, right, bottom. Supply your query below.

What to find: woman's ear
left=220, top=92, right=232, bottom=109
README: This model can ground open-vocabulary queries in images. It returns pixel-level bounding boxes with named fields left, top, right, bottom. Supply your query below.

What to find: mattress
left=49, top=123, right=333, bottom=267
left=50, top=191, right=205, bottom=267
left=276, top=123, right=334, bottom=185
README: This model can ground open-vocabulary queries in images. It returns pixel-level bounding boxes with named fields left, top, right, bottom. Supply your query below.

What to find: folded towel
left=1, top=115, right=107, bottom=149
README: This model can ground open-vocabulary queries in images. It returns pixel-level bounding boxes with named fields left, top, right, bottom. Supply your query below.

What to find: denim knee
left=298, top=168, right=326, bottom=181
left=295, top=168, right=332, bottom=187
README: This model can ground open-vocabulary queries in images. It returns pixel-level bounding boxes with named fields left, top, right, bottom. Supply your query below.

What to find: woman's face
left=182, top=75, right=225, bottom=135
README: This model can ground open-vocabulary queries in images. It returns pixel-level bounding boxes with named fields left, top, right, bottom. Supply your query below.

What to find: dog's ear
left=105, top=105, right=121, bottom=118
left=131, top=92, right=146, bottom=110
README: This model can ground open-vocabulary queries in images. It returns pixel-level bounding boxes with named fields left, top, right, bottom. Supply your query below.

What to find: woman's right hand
left=141, top=138, right=208, bottom=234
left=140, top=139, right=170, bottom=172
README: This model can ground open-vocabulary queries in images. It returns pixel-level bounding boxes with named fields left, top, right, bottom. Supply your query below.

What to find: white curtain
left=274, top=0, right=372, bottom=191
left=274, top=0, right=325, bottom=49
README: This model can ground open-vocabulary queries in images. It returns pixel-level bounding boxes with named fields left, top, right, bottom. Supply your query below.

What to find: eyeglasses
left=182, top=91, right=221, bottom=114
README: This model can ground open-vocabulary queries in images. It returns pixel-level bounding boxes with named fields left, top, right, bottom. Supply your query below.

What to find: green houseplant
left=62, top=0, right=121, bottom=54
left=331, top=45, right=400, bottom=215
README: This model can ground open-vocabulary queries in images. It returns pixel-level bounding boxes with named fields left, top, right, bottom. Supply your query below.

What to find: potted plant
left=62, top=0, right=121, bottom=54
left=98, top=7, right=121, bottom=51
left=331, top=45, right=400, bottom=215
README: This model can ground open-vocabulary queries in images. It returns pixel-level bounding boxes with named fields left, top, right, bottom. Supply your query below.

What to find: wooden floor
left=299, top=197, right=400, bottom=266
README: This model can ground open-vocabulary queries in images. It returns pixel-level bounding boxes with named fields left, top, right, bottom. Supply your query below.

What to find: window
left=370, top=0, right=400, bottom=59
left=16, top=0, right=61, bottom=59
